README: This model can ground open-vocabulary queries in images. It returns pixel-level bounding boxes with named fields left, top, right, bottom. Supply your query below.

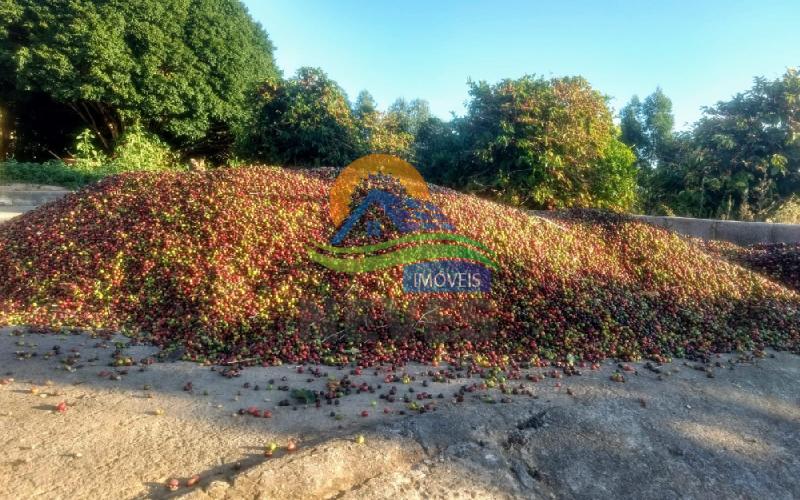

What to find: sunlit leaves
left=2, top=0, right=278, bottom=155
left=455, top=75, right=637, bottom=211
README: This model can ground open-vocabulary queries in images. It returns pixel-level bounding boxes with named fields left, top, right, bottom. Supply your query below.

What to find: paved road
left=0, top=183, right=71, bottom=222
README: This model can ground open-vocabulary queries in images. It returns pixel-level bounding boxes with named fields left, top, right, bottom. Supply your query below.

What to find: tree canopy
left=631, top=70, right=800, bottom=220
left=352, top=91, right=415, bottom=160
left=3, top=1, right=797, bottom=221
left=450, top=75, right=637, bottom=210
left=0, top=0, right=278, bottom=159
left=246, top=67, right=361, bottom=167
left=620, top=88, right=675, bottom=169
left=689, top=70, right=800, bottom=219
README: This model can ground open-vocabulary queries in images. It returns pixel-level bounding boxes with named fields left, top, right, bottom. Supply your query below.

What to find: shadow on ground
left=1, top=327, right=798, bottom=499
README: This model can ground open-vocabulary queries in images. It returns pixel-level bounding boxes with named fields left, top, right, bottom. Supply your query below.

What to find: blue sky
left=243, top=0, right=798, bottom=130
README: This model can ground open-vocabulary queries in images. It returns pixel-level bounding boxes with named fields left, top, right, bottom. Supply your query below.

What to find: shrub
left=74, top=126, right=181, bottom=175
left=767, top=196, right=800, bottom=224
left=0, top=160, right=102, bottom=188
left=0, top=127, right=184, bottom=187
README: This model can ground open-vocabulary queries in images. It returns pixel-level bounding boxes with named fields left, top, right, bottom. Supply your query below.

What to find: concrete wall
left=530, top=210, right=800, bottom=246
left=630, top=215, right=800, bottom=246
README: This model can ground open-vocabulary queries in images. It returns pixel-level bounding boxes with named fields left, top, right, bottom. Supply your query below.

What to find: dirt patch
left=1, top=327, right=798, bottom=499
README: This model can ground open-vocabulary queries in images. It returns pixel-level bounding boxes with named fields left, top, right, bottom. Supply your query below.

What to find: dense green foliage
left=0, top=125, right=184, bottom=187
left=624, top=70, right=800, bottom=220
left=417, top=76, right=637, bottom=210
left=245, top=67, right=361, bottom=167
left=0, top=0, right=278, bottom=160
left=0, top=160, right=102, bottom=188
left=245, top=70, right=443, bottom=169
left=1, top=0, right=796, bottom=218
left=353, top=92, right=422, bottom=161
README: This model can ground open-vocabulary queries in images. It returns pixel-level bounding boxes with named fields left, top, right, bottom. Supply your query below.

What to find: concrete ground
left=0, top=206, right=33, bottom=222
left=0, top=183, right=71, bottom=222
left=0, top=327, right=798, bottom=500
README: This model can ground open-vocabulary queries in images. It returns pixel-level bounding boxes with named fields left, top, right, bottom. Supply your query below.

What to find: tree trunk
left=0, top=103, right=10, bottom=160
left=67, top=101, right=123, bottom=153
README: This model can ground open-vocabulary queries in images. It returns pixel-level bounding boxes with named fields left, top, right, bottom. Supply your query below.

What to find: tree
left=637, top=70, right=800, bottom=220
left=619, top=96, right=646, bottom=162
left=687, top=69, right=800, bottom=220
left=642, top=88, right=675, bottom=163
left=636, top=131, right=697, bottom=215
left=620, top=88, right=675, bottom=168
left=353, top=90, right=379, bottom=151
left=353, top=90, right=377, bottom=121
left=246, top=67, right=361, bottom=167
left=620, top=88, right=678, bottom=214
left=387, top=98, right=432, bottom=138
left=351, top=90, right=414, bottom=160
left=456, top=75, right=637, bottom=210
left=0, top=0, right=278, bottom=160
left=413, top=116, right=463, bottom=185
left=363, top=111, right=415, bottom=160
left=0, top=0, right=23, bottom=159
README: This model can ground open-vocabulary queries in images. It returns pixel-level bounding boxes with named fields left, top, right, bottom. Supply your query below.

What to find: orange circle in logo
left=329, top=154, right=431, bottom=227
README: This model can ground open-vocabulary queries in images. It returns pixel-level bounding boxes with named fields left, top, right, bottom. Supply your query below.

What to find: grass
left=0, top=160, right=104, bottom=188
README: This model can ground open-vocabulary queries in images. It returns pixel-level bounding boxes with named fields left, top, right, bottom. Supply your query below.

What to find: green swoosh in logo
left=308, top=243, right=499, bottom=274
left=316, top=232, right=496, bottom=257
